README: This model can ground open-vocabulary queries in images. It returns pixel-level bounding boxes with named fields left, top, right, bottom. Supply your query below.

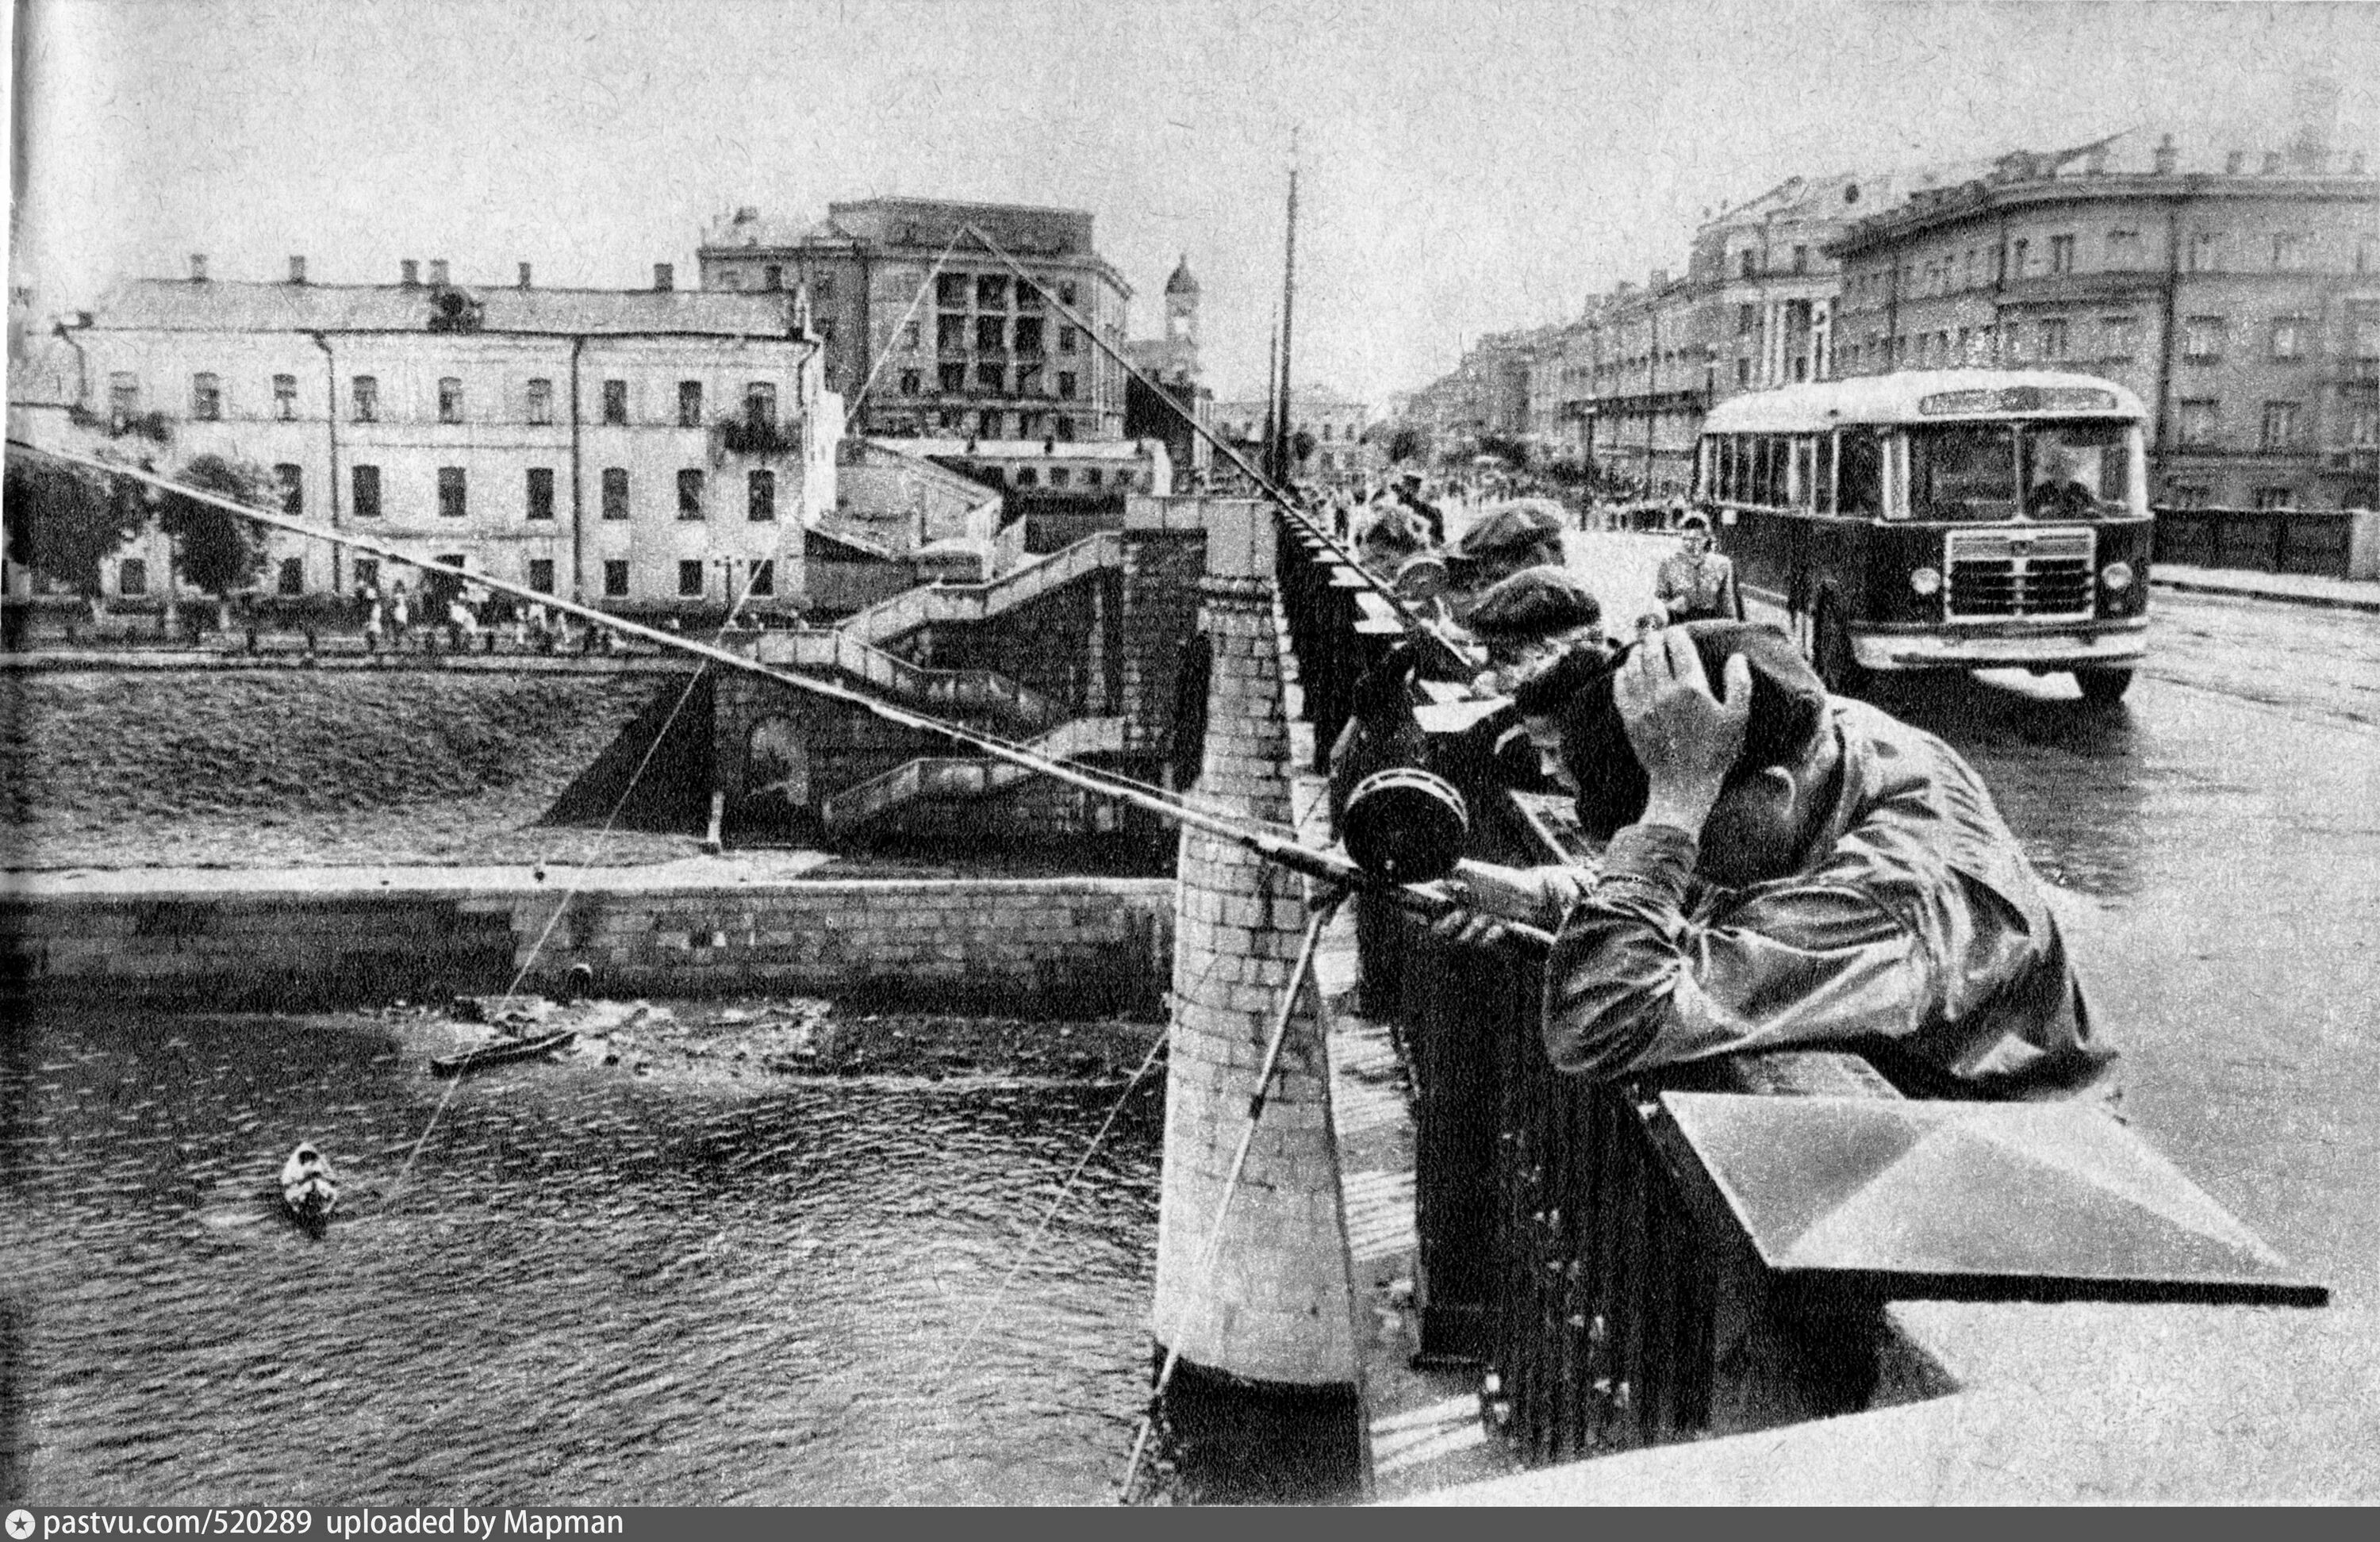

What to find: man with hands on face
left=1430, top=621, right=2115, bottom=1101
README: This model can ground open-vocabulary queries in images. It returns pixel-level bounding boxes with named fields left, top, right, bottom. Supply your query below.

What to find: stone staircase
left=838, top=529, right=1123, bottom=646
left=818, top=714, right=1128, bottom=832
left=754, top=627, right=1064, bottom=730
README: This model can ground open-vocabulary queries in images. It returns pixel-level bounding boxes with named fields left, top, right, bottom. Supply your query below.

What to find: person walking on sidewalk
left=1653, top=515, right=1742, bottom=624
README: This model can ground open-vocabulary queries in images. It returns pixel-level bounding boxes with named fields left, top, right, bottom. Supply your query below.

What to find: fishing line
left=939, top=1026, right=1169, bottom=1379
left=385, top=561, right=774, bottom=1209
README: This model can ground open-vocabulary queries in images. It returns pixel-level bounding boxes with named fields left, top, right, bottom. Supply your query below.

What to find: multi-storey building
left=13, top=255, right=832, bottom=614
left=697, top=198, right=1130, bottom=444
left=1210, top=383, right=1376, bottom=485
left=1123, top=257, right=1214, bottom=489
left=1830, top=128, right=2380, bottom=508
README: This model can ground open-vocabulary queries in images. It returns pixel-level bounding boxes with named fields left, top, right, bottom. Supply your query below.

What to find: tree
left=1387, top=427, right=1424, bottom=465
left=156, top=454, right=274, bottom=604
left=1291, top=428, right=1317, bottom=466
left=2, top=447, right=150, bottom=599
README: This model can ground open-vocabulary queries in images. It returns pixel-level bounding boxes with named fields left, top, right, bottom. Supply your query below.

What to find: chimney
left=428, top=258, right=451, bottom=287
left=518, top=262, right=533, bottom=289
left=2226, top=149, right=2247, bottom=175
left=2262, top=151, right=2286, bottom=175
left=653, top=263, right=674, bottom=292
left=2352, top=151, right=2370, bottom=177
left=2152, top=134, right=2178, bottom=175
left=401, top=259, right=420, bottom=287
left=188, top=253, right=208, bottom=283
left=288, top=255, right=307, bottom=284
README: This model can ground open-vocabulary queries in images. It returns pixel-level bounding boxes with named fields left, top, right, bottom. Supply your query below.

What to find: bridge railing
left=2150, top=504, right=2378, bottom=581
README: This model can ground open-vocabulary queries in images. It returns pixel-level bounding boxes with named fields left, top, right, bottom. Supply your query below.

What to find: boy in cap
left=1463, top=563, right=1607, bottom=696
left=1434, top=620, right=2114, bottom=1101
left=1446, top=505, right=1569, bottom=623
left=1396, top=471, right=1446, bottom=544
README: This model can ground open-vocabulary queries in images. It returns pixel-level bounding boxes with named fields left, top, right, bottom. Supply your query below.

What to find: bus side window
left=1814, top=434, right=1835, bottom=512
left=1838, top=431, right=1883, bottom=517
left=1791, top=438, right=1816, bottom=509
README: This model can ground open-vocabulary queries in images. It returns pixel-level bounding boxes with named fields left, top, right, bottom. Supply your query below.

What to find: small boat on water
left=281, top=1141, right=339, bottom=1222
left=429, top=1029, right=577, bottom=1080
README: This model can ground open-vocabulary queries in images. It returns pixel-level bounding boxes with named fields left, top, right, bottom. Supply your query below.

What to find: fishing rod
left=955, top=224, right=1476, bottom=675
left=5, top=439, right=1550, bottom=943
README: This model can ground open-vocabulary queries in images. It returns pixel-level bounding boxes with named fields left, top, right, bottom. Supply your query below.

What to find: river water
left=0, top=1006, right=1169, bottom=1506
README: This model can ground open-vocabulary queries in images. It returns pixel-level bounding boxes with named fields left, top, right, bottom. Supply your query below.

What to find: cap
left=1512, top=621, right=1828, bottom=835
left=1464, top=564, right=1603, bottom=642
left=1357, top=507, right=1430, bottom=555
left=1679, top=512, right=1711, bottom=532
left=1454, top=505, right=1567, bottom=564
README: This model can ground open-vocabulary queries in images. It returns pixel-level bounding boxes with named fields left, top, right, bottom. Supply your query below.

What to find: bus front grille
left=1945, top=527, right=2096, bottom=619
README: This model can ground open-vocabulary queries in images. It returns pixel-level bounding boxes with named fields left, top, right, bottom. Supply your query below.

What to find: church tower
left=1164, top=255, right=1200, bottom=355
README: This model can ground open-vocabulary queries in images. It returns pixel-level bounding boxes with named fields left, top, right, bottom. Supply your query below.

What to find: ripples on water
left=0, top=1008, right=1165, bottom=1506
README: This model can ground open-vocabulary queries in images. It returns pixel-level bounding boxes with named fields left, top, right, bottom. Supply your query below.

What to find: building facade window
left=1057, top=282, right=1077, bottom=307
left=438, top=378, right=463, bottom=423
left=2177, top=398, right=2221, bottom=447
left=2182, top=316, right=2225, bottom=362
left=527, top=378, right=554, bottom=424
left=1738, top=248, right=1757, bottom=278
left=119, top=558, right=147, bottom=596
left=2270, top=316, right=2309, bottom=360
left=678, top=382, right=703, bottom=428
left=1015, top=317, right=1044, bottom=355
left=747, top=558, right=775, bottom=597
left=2048, top=234, right=2076, bottom=274
left=939, top=362, right=965, bottom=392
left=2037, top=317, right=2071, bottom=359
left=763, top=264, right=783, bottom=290
left=1791, top=244, right=1809, bottom=274
left=976, top=275, right=1007, bottom=309
left=937, top=272, right=969, bottom=307
left=2100, top=316, right=2140, bottom=359
left=2259, top=401, right=2301, bottom=451
left=2106, top=229, right=2143, bottom=270
left=603, top=559, right=630, bottom=597
left=526, top=466, right=555, bottom=520
left=976, top=362, right=1004, bottom=393
left=2188, top=231, right=2225, bottom=272
left=979, top=409, right=1003, bottom=438
left=273, top=374, right=298, bottom=419
left=744, top=382, right=777, bottom=426
left=2271, top=233, right=2309, bottom=272
left=274, top=463, right=302, bottom=516
left=678, top=469, right=704, bottom=519
left=108, top=372, right=139, bottom=426
left=976, top=316, right=1006, bottom=353
left=191, top=373, right=222, bottom=420
left=278, top=558, right=305, bottom=596
left=603, top=379, right=628, bottom=424
left=2254, top=485, right=2297, bottom=509
left=678, top=559, right=704, bottom=596
left=748, top=468, right=776, bottom=521
left=902, top=320, right=921, bottom=350
left=1058, top=326, right=1077, bottom=353
left=528, top=558, right=555, bottom=594
left=1057, top=372, right=1077, bottom=400
left=899, top=370, right=921, bottom=396
left=2165, top=482, right=2211, bottom=508
left=601, top=467, right=629, bottom=520
left=352, top=464, right=382, bottom=517
left=439, top=466, right=467, bottom=518
left=2010, top=239, right=2029, bottom=278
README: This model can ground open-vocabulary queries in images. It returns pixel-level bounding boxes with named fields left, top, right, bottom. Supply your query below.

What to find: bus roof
left=1700, top=369, right=2149, bottom=435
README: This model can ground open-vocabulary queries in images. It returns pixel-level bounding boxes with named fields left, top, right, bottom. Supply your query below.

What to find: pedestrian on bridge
left=1652, top=515, right=1742, bottom=624
left=1432, top=622, right=2117, bottom=1102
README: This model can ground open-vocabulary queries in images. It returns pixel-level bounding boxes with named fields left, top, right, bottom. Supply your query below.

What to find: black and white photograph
left=3, top=0, right=2377, bottom=1510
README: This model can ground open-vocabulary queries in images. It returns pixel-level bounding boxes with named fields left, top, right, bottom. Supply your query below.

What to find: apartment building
left=697, top=198, right=1130, bottom=444
left=1211, top=383, right=1376, bottom=484
left=1831, top=128, right=2380, bottom=508
left=15, top=255, right=835, bottom=614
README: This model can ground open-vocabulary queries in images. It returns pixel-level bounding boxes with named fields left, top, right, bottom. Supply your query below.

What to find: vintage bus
left=1695, top=370, right=2152, bottom=704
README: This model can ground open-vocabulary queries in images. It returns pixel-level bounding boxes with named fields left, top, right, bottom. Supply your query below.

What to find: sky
left=10, top=0, right=2380, bottom=405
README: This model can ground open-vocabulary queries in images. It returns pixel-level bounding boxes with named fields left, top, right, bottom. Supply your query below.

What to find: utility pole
left=1273, top=128, right=1301, bottom=489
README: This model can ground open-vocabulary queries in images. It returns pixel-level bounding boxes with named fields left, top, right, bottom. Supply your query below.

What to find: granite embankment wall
left=3, top=875, right=1176, bottom=1018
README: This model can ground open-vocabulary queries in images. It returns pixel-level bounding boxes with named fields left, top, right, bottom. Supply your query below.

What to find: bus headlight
left=2101, top=562, right=2134, bottom=592
left=1909, top=566, right=1944, bottom=596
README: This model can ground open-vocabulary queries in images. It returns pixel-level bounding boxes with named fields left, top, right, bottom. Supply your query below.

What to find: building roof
left=1165, top=255, right=1200, bottom=296
left=84, top=277, right=804, bottom=338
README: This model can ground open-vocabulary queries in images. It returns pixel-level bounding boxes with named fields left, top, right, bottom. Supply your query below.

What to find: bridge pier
left=1147, top=500, right=1362, bottom=1492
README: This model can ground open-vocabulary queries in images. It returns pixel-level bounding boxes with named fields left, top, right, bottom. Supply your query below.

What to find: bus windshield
left=2020, top=420, right=2134, bottom=519
left=1908, top=424, right=2017, bottom=521
left=1908, top=419, right=2139, bottom=521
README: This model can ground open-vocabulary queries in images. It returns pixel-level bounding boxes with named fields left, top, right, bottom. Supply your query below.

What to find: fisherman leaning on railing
left=1424, top=621, right=2119, bottom=1103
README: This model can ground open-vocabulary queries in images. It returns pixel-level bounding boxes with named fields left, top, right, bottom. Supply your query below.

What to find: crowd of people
left=1319, top=467, right=2116, bottom=1106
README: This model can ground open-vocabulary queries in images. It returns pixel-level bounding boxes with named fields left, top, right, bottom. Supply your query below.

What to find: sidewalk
left=2150, top=563, right=2380, bottom=613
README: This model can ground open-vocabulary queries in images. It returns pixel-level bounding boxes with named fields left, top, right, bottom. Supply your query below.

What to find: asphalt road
left=1534, top=524, right=2380, bottom=1310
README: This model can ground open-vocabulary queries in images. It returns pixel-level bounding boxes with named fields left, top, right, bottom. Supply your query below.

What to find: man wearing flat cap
left=1448, top=505, right=1568, bottom=617
left=1437, top=620, right=2114, bottom=1101
left=1463, top=563, right=1607, bottom=696
left=1396, top=472, right=1446, bottom=545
